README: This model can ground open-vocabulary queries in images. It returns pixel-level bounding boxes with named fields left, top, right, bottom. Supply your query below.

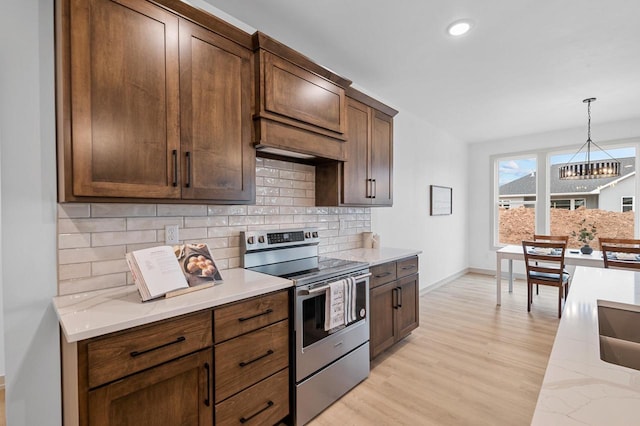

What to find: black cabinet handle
left=238, top=308, right=273, bottom=322
left=172, top=150, right=178, bottom=187
left=130, top=336, right=186, bottom=357
left=372, top=179, right=377, bottom=198
left=239, top=400, right=274, bottom=424
left=366, top=179, right=373, bottom=198
left=185, top=151, right=191, bottom=188
left=239, top=349, right=274, bottom=367
left=204, top=362, right=211, bottom=407
left=397, top=286, right=403, bottom=308
left=375, top=272, right=392, bottom=278
left=393, top=288, right=399, bottom=309
left=401, top=265, right=416, bottom=270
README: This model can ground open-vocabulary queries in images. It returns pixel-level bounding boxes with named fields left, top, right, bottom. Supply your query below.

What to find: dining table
left=495, top=244, right=604, bottom=305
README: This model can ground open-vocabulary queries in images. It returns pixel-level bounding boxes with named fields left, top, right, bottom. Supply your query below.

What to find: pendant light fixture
left=559, top=98, right=620, bottom=180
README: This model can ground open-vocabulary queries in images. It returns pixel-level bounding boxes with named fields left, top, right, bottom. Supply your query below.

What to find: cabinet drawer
left=214, top=290, right=288, bottom=343
left=397, top=256, right=418, bottom=278
left=215, top=320, right=289, bottom=402
left=370, top=262, right=397, bottom=288
left=215, top=368, right=289, bottom=426
left=87, top=311, right=212, bottom=388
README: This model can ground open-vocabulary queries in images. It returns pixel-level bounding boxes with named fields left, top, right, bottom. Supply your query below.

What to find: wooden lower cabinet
left=369, top=257, right=419, bottom=360
left=88, top=350, right=213, bottom=426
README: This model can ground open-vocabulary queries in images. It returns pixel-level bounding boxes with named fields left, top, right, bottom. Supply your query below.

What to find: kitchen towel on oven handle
left=324, top=278, right=346, bottom=331
left=344, top=276, right=356, bottom=323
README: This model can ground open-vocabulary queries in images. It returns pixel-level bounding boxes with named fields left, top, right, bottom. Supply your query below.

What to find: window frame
left=622, top=196, right=634, bottom=212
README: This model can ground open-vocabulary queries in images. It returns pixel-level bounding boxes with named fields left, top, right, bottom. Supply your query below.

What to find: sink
left=598, top=300, right=640, bottom=371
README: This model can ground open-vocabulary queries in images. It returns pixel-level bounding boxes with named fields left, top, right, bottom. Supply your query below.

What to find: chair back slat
left=522, top=240, right=567, bottom=285
left=600, top=238, right=640, bottom=270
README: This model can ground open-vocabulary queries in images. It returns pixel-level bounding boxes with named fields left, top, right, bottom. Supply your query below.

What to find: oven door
left=295, top=271, right=370, bottom=382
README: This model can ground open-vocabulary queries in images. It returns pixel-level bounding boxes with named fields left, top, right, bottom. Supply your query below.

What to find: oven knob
left=305, top=232, right=311, bottom=239
left=258, top=235, right=265, bottom=243
left=360, top=308, right=366, bottom=318
left=247, top=236, right=255, bottom=245
left=312, top=231, right=318, bottom=238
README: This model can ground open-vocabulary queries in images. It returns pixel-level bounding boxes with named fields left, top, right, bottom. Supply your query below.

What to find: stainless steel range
left=241, top=227, right=370, bottom=425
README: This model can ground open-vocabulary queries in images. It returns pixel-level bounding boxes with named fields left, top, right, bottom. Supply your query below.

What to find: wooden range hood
left=252, top=32, right=352, bottom=162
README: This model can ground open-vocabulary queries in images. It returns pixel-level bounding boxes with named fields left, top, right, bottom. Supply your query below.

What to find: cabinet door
left=369, top=281, right=397, bottom=359
left=370, top=110, right=393, bottom=206
left=69, top=0, right=181, bottom=199
left=342, top=98, right=371, bottom=205
left=88, top=349, right=213, bottom=426
left=396, top=274, right=419, bottom=340
left=179, top=20, right=255, bottom=202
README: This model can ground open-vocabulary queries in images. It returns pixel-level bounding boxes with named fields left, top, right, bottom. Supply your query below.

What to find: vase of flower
left=572, top=219, right=597, bottom=255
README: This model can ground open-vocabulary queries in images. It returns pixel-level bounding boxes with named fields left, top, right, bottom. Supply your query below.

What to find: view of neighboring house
left=499, top=157, right=636, bottom=212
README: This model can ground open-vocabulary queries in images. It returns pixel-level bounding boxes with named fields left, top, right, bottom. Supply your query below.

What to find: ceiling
left=205, top=0, right=640, bottom=144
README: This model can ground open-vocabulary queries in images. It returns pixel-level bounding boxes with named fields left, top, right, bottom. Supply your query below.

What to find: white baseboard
left=467, top=267, right=526, bottom=281
left=419, top=268, right=470, bottom=296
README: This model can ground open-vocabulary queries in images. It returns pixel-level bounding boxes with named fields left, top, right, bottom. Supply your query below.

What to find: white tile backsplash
left=57, top=159, right=371, bottom=295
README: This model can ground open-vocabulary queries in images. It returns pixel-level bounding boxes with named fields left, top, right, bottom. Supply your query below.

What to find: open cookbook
left=126, top=243, right=223, bottom=301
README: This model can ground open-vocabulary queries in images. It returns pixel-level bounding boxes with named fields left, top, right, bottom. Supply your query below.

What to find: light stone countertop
left=53, top=268, right=292, bottom=343
left=531, top=266, right=640, bottom=425
left=325, top=247, right=421, bottom=266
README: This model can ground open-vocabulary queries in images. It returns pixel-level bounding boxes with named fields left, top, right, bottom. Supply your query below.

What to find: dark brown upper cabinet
left=252, top=32, right=351, bottom=161
left=316, top=88, right=398, bottom=207
left=56, top=0, right=255, bottom=203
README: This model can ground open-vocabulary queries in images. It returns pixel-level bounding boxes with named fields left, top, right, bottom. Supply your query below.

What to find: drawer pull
left=375, top=272, right=392, bottom=278
left=239, top=349, right=274, bottom=367
left=204, top=362, right=211, bottom=407
left=129, top=336, right=186, bottom=358
left=172, top=150, right=178, bottom=187
left=240, top=400, right=274, bottom=424
left=401, top=265, right=416, bottom=270
left=238, top=308, right=273, bottom=322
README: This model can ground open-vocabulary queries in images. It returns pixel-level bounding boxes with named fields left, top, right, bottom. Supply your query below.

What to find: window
left=495, top=157, right=536, bottom=245
left=622, top=197, right=634, bottom=212
left=550, top=199, right=586, bottom=210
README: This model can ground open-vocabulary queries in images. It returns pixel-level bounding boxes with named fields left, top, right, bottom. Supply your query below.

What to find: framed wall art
left=430, top=185, right=452, bottom=216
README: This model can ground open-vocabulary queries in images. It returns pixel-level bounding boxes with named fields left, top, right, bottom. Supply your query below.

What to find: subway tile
left=227, top=257, right=240, bottom=268
left=59, top=245, right=126, bottom=264
left=305, top=190, right=315, bottom=198
left=157, top=204, right=207, bottom=216
left=211, top=247, right=241, bottom=260
left=279, top=207, right=308, bottom=215
left=58, top=204, right=90, bottom=219
left=247, top=206, right=279, bottom=215
left=92, top=230, right=157, bottom=247
left=256, top=186, right=280, bottom=197
left=178, top=227, right=208, bottom=241
left=264, top=215, right=294, bottom=225
left=59, top=218, right=126, bottom=233
left=59, top=273, right=127, bottom=296
left=293, top=163, right=315, bottom=173
left=126, top=242, right=162, bottom=252
left=262, top=177, right=279, bottom=187
left=308, top=207, right=329, bottom=215
left=280, top=188, right=307, bottom=198
left=91, top=203, right=156, bottom=217
left=255, top=176, right=265, bottom=186
left=215, top=258, right=230, bottom=270
left=327, top=221, right=340, bottom=230
left=197, top=238, right=229, bottom=249
left=317, top=214, right=339, bottom=222
left=279, top=170, right=307, bottom=181
left=185, top=216, right=229, bottom=227
left=58, top=263, right=92, bottom=281
left=228, top=215, right=265, bottom=226
left=127, top=217, right=183, bottom=230
left=293, top=198, right=314, bottom=206
left=305, top=172, right=315, bottom=182
left=292, top=180, right=313, bottom=190
left=276, top=179, right=294, bottom=188
left=254, top=196, right=264, bottom=206
left=248, top=224, right=279, bottom=231
left=92, top=259, right=130, bottom=276
left=58, top=233, right=91, bottom=249
left=256, top=167, right=279, bottom=178
left=294, top=215, right=318, bottom=223
left=208, top=226, right=247, bottom=238
left=228, top=236, right=240, bottom=247
left=264, top=158, right=294, bottom=170
left=339, top=214, right=357, bottom=221
left=207, top=205, right=247, bottom=216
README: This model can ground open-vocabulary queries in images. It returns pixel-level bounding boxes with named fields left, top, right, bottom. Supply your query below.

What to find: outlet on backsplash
left=165, top=225, right=179, bottom=245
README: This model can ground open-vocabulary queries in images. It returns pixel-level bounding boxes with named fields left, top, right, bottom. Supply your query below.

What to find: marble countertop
left=53, top=268, right=292, bottom=343
left=532, top=266, right=640, bottom=425
left=326, top=247, right=421, bottom=266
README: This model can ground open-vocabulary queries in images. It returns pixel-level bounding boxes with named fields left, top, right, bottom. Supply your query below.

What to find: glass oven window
left=301, top=282, right=366, bottom=348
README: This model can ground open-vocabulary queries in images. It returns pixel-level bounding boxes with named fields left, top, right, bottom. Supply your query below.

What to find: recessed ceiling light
left=447, top=19, right=473, bottom=36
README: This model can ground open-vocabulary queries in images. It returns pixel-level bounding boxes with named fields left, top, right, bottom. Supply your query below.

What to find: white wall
left=468, top=117, right=640, bottom=273
left=598, top=175, right=635, bottom=212
left=372, top=110, right=469, bottom=289
left=0, top=0, right=60, bottom=424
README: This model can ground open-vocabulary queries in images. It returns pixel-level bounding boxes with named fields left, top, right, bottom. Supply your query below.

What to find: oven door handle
left=300, top=272, right=372, bottom=295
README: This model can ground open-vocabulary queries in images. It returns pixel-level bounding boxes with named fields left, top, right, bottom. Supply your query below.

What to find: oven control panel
left=241, top=227, right=320, bottom=252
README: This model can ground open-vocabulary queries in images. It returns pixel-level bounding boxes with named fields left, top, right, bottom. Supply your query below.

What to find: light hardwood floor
left=310, top=273, right=560, bottom=426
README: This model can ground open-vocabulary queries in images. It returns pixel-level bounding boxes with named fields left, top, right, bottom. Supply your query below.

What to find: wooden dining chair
left=532, top=235, right=569, bottom=295
left=522, top=240, right=570, bottom=318
left=599, top=237, right=640, bottom=270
